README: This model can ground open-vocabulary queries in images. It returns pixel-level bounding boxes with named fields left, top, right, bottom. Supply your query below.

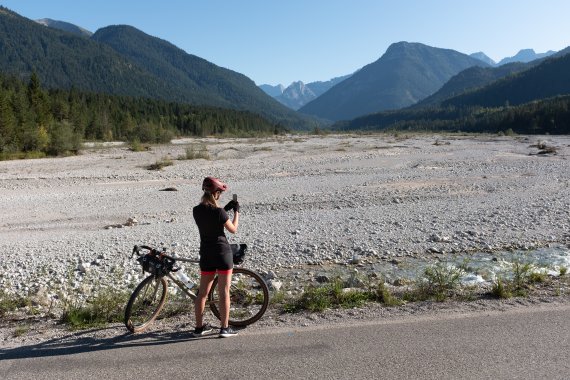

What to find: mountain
left=0, top=8, right=167, bottom=95
left=415, top=62, right=529, bottom=107
left=470, top=52, right=496, bottom=66
left=497, top=48, right=556, bottom=65
left=259, top=83, right=284, bottom=97
left=90, top=25, right=310, bottom=126
left=418, top=47, right=570, bottom=107
left=333, top=48, right=570, bottom=134
left=0, top=7, right=313, bottom=128
left=441, top=50, right=570, bottom=108
left=35, top=18, right=92, bottom=37
left=298, top=42, right=488, bottom=121
left=305, top=75, right=352, bottom=97
left=274, top=81, right=317, bottom=110
left=261, top=74, right=351, bottom=110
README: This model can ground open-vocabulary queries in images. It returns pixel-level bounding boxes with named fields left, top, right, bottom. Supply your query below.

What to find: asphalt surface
left=2, top=304, right=570, bottom=379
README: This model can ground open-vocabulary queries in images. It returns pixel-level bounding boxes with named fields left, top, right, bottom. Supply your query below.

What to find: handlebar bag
left=231, top=244, right=247, bottom=265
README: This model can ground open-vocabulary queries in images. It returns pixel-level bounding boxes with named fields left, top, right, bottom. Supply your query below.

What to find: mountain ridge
left=0, top=8, right=313, bottom=128
left=299, top=41, right=488, bottom=121
left=35, top=18, right=93, bottom=37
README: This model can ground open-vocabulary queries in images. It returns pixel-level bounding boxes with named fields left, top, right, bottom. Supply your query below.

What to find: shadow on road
left=0, top=326, right=220, bottom=360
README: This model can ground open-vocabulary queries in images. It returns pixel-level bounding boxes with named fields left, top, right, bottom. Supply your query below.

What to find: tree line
left=0, top=72, right=281, bottom=159
left=334, top=95, right=570, bottom=135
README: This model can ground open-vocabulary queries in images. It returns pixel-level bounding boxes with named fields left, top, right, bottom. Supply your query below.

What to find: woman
left=192, top=176, right=240, bottom=338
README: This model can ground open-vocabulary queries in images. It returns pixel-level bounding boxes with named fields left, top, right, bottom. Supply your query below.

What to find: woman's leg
left=194, top=273, right=215, bottom=327
left=217, top=271, right=232, bottom=328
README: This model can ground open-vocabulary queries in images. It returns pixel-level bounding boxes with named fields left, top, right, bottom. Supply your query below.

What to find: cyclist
left=192, top=176, right=240, bottom=338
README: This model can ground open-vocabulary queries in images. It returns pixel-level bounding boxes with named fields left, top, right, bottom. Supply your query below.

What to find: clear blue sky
left=2, top=0, right=569, bottom=86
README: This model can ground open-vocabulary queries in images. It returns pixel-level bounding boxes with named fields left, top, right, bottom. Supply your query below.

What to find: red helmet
left=202, top=177, right=228, bottom=193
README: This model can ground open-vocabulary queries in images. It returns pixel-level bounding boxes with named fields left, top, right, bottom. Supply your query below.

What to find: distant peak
left=517, top=48, right=536, bottom=54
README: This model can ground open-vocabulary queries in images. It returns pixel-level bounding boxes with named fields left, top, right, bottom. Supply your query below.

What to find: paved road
left=2, top=304, right=570, bottom=379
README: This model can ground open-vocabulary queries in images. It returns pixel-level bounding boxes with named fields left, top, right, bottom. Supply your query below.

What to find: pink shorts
left=201, top=269, right=233, bottom=275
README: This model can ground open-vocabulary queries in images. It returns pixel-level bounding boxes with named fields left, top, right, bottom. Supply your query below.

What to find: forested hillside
left=334, top=96, right=570, bottom=134
left=442, top=52, right=570, bottom=108
left=0, top=7, right=313, bottom=129
left=415, top=62, right=529, bottom=107
left=0, top=73, right=280, bottom=159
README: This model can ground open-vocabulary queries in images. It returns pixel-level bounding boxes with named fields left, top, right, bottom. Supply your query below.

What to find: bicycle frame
left=125, top=245, right=269, bottom=333
left=167, top=256, right=200, bottom=300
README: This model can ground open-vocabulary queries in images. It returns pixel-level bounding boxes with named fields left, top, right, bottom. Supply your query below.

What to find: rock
left=30, top=286, right=51, bottom=307
left=267, top=280, right=283, bottom=291
left=349, top=255, right=361, bottom=265
left=77, top=263, right=91, bottom=273
left=430, top=234, right=451, bottom=243
left=315, top=275, right=330, bottom=283
left=125, top=217, right=138, bottom=226
left=265, top=270, right=277, bottom=280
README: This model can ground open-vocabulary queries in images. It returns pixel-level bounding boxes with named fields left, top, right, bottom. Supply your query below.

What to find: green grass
left=283, top=276, right=384, bottom=313
left=491, top=277, right=513, bottom=299
left=0, top=290, right=29, bottom=317
left=374, top=282, right=403, bottom=306
left=61, top=287, right=130, bottom=330
left=13, top=324, right=30, bottom=338
left=489, top=260, right=550, bottom=299
left=418, top=263, right=464, bottom=301
left=0, top=151, right=47, bottom=161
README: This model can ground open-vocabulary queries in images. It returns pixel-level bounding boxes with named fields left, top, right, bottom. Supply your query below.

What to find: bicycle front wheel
left=124, top=275, right=168, bottom=333
left=208, top=268, right=269, bottom=326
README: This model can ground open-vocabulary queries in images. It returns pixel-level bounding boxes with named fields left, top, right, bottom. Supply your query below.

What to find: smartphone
left=233, top=194, right=238, bottom=202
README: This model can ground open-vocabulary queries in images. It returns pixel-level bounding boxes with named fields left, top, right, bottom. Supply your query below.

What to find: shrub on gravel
left=489, top=260, right=551, bottom=299
left=374, top=282, right=403, bottom=306
left=179, top=144, right=210, bottom=160
left=146, top=157, right=174, bottom=170
left=491, top=277, right=513, bottom=299
left=416, top=263, right=464, bottom=301
left=0, top=290, right=28, bottom=317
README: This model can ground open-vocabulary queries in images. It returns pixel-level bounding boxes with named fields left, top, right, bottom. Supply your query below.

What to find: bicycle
left=124, top=244, right=269, bottom=333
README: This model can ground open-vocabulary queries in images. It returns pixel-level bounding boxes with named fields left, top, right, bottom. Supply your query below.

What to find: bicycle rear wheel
left=124, top=275, right=168, bottom=333
left=208, top=268, right=269, bottom=326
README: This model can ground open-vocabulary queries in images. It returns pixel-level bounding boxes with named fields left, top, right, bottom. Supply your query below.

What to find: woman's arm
left=224, top=211, right=239, bottom=234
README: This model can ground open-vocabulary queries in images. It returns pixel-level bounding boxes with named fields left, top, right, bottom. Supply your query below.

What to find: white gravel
left=1, top=133, right=570, bottom=345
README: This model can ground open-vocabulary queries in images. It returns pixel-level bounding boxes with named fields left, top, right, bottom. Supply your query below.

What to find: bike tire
left=124, top=275, right=168, bottom=333
left=208, top=267, right=269, bottom=326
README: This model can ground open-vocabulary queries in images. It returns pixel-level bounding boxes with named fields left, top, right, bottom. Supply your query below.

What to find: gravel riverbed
left=1, top=133, right=570, bottom=346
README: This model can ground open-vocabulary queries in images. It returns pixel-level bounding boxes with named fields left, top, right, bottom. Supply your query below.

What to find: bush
left=146, top=157, right=174, bottom=170
left=375, top=282, right=403, bottom=306
left=0, top=290, right=26, bottom=317
left=180, top=144, right=210, bottom=160
left=418, top=263, right=464, bottom=301
left=128, top=138, right=149, bottom=152
left=491, top=277, right=513, bottom=299
left=47, top=121, right=82, bottom=156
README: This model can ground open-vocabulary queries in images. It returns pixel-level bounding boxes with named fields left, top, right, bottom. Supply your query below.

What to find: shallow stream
left=287, top=244, right=570, bottom=287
